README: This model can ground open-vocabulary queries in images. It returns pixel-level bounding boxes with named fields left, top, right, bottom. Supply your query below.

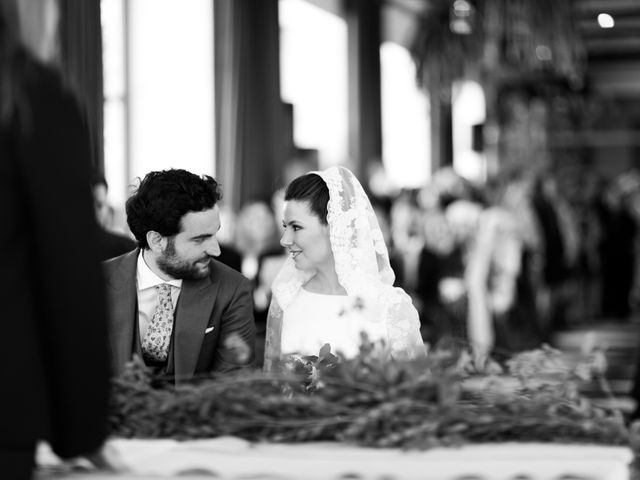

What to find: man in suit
left=103, top=169, right=256, bottom=382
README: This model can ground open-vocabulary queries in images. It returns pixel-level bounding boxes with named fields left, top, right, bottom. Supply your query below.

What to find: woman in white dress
left=264, top=166, right=426, bottom=370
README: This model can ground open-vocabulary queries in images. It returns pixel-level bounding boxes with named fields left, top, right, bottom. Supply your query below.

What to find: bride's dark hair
left=284, top=173, right=329, bottom=224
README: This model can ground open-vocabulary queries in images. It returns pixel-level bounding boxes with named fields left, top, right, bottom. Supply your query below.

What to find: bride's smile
left=288, top=249, right=302, bottom=259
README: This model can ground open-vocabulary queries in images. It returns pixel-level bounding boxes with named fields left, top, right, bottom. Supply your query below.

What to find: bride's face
left=280, top=199, right=333, bottom=272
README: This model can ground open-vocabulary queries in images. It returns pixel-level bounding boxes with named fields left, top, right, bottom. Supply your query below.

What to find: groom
left=103, top=169, right=256, bottom=382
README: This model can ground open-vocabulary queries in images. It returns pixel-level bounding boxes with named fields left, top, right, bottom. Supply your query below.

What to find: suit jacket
left=103, top=249, right=256, bottom=381
left=0, top=56, right=109, bottom=458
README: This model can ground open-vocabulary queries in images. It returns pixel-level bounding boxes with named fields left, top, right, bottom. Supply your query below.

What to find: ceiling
left=304, top=0, right=640, bottom=100
left=379, top=0, right=640, bottom=98
left=574, top=0, right=640, bottom=97
left=301, top=0, right=640, bottom=153
left=575, top=0, right=640, bottom=62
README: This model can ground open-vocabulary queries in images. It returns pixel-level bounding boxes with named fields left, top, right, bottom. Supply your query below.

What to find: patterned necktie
left=142, top=283, right=174, bottom=362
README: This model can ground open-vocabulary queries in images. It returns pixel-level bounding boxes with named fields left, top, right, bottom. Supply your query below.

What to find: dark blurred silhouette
left=0, top=0, right=110, bottom=477
left=213, top=204, right=244, bottom=273
left=90, top=173, right=137, bottom=261
left=597, top=175, right=638, bottom=319
left=217, top=244, right=243, bottom=272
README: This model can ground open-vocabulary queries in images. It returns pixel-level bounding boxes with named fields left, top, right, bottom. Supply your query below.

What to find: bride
left=264, top=166, right=426, bottom=370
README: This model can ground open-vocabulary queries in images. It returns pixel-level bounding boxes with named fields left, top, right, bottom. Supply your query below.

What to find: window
left=452, top=79, right=486, bottom=182
left=279, top=0, right=348, bottom=167
left=101, top=0, right=127, bottom=207
left=101, top=0, right=215, bottom=209
left=380, top=41, right=430, bottom=188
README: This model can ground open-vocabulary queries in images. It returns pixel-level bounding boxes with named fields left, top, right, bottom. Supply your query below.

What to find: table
left=36, top=438, right=634, bottom=480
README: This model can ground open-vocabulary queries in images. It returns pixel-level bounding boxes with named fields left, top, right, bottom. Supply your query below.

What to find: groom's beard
left=157, top=239, right=211, bottom=280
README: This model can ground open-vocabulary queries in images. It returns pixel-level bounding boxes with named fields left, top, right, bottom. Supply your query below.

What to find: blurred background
left=48, top=0, right=640, bottom=406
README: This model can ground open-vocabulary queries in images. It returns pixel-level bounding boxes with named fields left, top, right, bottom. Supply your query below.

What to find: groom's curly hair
left=284, top=173, right=329, bottom=224
left=126, top=169, right=222, bottom=249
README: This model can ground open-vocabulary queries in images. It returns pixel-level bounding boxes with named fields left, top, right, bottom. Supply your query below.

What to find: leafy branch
left=108, top=342, right=632, bottom=452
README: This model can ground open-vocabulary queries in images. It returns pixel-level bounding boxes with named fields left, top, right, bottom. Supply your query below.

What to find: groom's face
left=157, top=206, right=222, bottom=280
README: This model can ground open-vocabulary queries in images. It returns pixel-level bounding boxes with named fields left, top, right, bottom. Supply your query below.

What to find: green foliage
left=108, top=342, right=632, bottom=451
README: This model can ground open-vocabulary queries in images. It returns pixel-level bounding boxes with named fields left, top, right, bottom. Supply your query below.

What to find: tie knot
left=156, top=283, right=172, bottom=299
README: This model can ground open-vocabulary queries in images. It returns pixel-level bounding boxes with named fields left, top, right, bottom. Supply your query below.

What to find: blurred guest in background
left=103, top=169, right=256, bottom=382
left=415, top=171, right=482, bottom=353
left=598, top=171, right=639, bottom=320
left=415, top=183, right=466, bottom=347
left=235, top=200, right=284, bottom=309
left=0, top=0, right=111, bottom=477
left=215, top=204, right=243, bottom=273
left=389, top=189, right=424, bottom=294
left=441, top=199, right=487, bottom=360
left=91, top=173, right=137, bottom=261
left=465, top=180, right=532, bottom=362
left=531, top=173, right=572, bottom=338
left=234, top=199, right=285, bottom=366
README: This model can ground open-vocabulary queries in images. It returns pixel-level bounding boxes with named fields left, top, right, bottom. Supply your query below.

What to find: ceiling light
left=450, top=0, right=475, bottom=35
left=597, top=13, right=615, bottom=28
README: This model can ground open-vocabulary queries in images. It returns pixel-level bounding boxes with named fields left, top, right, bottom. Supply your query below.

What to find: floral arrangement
left=108, top=340, right=633, bottom=452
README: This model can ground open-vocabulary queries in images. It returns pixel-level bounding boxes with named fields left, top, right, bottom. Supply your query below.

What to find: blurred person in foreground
left=103, top=169, right=256, bottom=383
left=0, top=0, right=112, bottom=477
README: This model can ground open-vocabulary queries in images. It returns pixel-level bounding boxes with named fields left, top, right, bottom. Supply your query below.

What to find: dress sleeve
left=385, top=289, right=428, bottom=360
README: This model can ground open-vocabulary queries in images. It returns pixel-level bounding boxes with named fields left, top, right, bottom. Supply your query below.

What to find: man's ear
left=146, top=231, right=166, bottom=253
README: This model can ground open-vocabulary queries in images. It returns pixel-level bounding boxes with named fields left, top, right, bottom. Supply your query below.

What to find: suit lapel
left=173, top=273, right=219, bottom=380
left=106, top=250, right=138, bottom=376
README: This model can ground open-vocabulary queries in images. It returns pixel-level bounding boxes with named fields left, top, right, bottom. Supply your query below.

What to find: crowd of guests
left=367, top=165, right=640, bottom=359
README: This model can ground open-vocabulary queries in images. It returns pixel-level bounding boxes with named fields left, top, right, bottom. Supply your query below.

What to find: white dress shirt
left=136, top=251, right=182, bottom=341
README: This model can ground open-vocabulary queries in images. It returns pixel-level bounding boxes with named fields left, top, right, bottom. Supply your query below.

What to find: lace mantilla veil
left=263, top=166, right=426, bottom=371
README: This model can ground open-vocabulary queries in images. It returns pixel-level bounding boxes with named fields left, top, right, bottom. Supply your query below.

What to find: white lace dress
left=280, top=289, right=387, bottom=358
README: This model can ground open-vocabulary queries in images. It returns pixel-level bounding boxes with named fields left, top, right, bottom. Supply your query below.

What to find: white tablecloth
left=36, top=438, right=633, bottom=480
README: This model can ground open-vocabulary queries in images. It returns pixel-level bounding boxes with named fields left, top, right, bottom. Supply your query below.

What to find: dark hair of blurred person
left=0, top=0, right=110, bottom=478
left=91, top=172, right=137, bottom=261
left=125, top=169, right=222, bottom=249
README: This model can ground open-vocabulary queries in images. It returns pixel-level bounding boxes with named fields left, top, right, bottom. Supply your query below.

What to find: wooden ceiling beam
left=584, top=37, right=640, bottom=53
left=578, top=16, right=640, bottom=34
left=574, top=0, right=640, bottom=16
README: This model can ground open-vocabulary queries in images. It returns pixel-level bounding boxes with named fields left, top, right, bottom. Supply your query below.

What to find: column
left=214, top=0, right=286, bottom=211
left=345, top=0, right=382, bottom=181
